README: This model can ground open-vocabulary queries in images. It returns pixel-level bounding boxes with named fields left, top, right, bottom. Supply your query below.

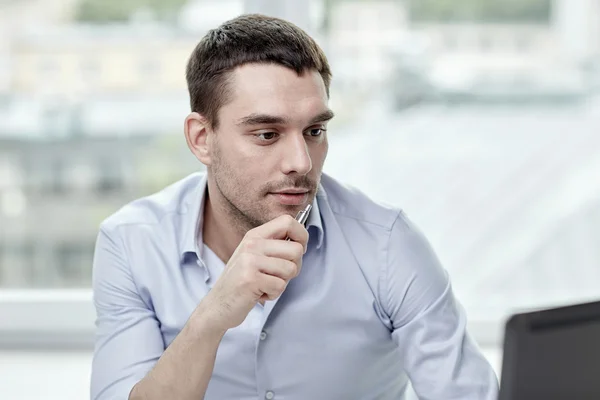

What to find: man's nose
left=280, top=134, right=312, bottom=175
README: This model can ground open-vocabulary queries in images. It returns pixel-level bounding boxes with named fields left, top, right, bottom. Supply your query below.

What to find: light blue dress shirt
left=91, top=172, right=499, bottom=400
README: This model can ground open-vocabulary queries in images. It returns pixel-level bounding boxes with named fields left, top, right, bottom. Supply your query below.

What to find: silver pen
left=286, top=203, right=312, bottom=241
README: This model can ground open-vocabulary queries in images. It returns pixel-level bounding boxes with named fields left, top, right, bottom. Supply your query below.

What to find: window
left=54, top=242, right=94, bottom=287
left=96, top=158, right=123, bottom=195
left=138, top=56, right=161, bottom=80
left=515, top=33, right=533, bottom=52
left=0, top=243, right=4, bottom=284
left=443, top=34, right=458, bottom=50
left=80, top=56, right=102, bottom=84
left=37, top=57, right=59, bottom=78
left=1, top=242, right=36, bottom=288
left=479, top=34, right=493, bottom=52
left=49, top=159, right=67, bottom=195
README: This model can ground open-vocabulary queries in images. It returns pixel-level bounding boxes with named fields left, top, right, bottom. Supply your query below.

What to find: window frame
left=0, top=289, right=95, bottom=349
left=0, top=288, right=505, bottom=349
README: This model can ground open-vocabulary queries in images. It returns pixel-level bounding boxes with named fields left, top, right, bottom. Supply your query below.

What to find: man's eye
left=257, top=132, right=278, bottom=141
left=307, top=128, right=326, bottom=137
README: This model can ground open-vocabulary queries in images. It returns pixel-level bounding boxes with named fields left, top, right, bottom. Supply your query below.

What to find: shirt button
left=260, top=331, right=267, bottom=341
left=265, top=391, right=274, bottom=400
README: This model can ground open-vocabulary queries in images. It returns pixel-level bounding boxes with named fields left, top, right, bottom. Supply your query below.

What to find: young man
left=91, top=14, right=498, bottom=400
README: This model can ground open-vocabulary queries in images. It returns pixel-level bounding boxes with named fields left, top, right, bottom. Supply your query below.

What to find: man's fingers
left=247, top=214, right=309, bottom=248
left=255, top=254, right=300, bottom=280
left=251, top=239, right=304, bottom=262
left=258, top=274, right=287, bottom=300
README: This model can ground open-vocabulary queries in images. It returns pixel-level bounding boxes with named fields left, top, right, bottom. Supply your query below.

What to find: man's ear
left=184, top=112, right=213, bottom=165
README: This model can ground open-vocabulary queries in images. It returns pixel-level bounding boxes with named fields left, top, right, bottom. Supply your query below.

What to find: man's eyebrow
left=236, top=114, right=289, bottom=126
left=309, top=109, right=335, bottom=124
left=236, top=109, right=335, bottom=127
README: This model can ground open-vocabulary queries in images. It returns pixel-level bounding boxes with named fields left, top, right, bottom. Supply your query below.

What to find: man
left=91, top=14, right=499, bottom=400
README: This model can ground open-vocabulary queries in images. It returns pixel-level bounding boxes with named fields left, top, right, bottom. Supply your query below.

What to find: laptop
left=499, top=299, right=600, bottom=400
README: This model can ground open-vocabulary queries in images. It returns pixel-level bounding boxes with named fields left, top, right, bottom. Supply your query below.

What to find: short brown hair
left=185, top=14, right=332, bottom=129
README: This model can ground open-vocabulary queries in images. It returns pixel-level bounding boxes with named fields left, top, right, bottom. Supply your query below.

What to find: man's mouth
left=272, top=188, right=310, bottom=194
left=269, top=189, right=310, bottom=206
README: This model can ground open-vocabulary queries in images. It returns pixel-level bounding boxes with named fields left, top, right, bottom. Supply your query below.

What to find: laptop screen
left=499, top=301, right=600, bottom=400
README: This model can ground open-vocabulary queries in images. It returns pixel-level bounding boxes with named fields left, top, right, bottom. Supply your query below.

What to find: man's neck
left=201, top=184, right=246, bottom=264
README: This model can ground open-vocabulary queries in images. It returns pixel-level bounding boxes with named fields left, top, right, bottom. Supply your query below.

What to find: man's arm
left=92, top=215, right=308, bottom=400
left=91, top=225, right=167, bottom=399
left=128, top=305, right=226, bottom=400
left=91, top=224, right=227, bottom=400
left=380, top=212, right=499, bottom=400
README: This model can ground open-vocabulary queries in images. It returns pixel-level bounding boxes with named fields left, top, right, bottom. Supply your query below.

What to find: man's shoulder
left=99, top=172, right=205, bottom=233
left=320, top=173, right=403, bottom=232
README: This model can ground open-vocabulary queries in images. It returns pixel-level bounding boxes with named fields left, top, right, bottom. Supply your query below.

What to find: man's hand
left=196, top=214, right=309, bottom=332
left=129, top=214, right=307, bottom=400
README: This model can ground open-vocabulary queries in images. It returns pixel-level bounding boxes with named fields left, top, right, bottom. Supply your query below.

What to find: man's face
left=207, top=63, right=332, bottom=228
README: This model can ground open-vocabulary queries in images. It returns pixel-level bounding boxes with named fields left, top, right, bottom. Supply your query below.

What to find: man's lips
left=269, top=191, right=310, bottom=205
left=271, top=189, right=310, bottom=194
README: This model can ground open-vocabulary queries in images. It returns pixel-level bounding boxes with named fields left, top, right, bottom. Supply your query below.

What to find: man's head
left=184, top=14, right=333, bottom=230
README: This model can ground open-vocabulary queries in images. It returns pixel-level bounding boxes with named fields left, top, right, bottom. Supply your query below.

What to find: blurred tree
left=76, top=0, right=188, bottom=23
left=408, top=0, right=551, bottom=23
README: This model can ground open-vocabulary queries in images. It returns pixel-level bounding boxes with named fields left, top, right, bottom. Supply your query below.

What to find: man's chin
left=254, top=203, right=303, bottom=225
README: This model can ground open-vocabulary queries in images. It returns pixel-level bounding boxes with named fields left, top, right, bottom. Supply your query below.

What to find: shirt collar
left=179, top=173, right=208, bottom=261
left=179, top=174, right=325, bottom=261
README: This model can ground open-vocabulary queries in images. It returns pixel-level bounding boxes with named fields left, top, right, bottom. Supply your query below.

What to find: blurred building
left=10, top=24, right=198, bottom=98
left=0, top=131, right=201, bottom=287
left=385, top=0, right=600, bottom=106
left=415, top=22, right=581, bottom=99
left=180, top=0, right=245, bottom=32
left=0, top=5, right=210, bottom=288
left=0, top=0, right=80, bottom=94
left=326, top=0, right=410, bottom=93
left=553, top=0, right=600, bottom=63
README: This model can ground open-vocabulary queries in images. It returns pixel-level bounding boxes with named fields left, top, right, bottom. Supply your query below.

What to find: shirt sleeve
left=381, top=212, right=499, bottom=400
left=90, top=224, right=165, bottom=400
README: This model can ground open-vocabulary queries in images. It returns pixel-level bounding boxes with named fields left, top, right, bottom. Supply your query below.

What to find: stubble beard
left=210, top=142, right=320, bottom=233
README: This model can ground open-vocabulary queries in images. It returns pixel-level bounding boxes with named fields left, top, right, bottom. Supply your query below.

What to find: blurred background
left=1, top=0, right=599, bottom=398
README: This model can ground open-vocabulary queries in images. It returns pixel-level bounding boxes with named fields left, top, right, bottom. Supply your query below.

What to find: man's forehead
left=222, top=64, right=329, bottom=125
left=229, top=63, right=326, bottom=98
